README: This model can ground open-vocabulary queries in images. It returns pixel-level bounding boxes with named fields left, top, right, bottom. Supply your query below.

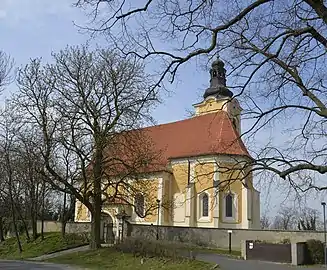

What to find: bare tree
left=297, top=207, right=320, bottom=231
left=15, top=45, right=161, bottom=249
left=0, top=104, right=23, bottom=252
left=75, top=0, right=327, bottom=193
left=0, top=51, right=14, bottom=91
left=260, top=214, right=271, bottom=229
left=272, top=206, right=298, bottom=230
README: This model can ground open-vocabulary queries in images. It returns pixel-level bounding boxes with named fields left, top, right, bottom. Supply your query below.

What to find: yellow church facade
left=74, top=57, right=260, bottom=233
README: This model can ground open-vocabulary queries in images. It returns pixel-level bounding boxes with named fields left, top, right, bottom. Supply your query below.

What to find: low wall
left=36, top=221, right=91, bottom=234
left=129, top=224, right=326, bottom=250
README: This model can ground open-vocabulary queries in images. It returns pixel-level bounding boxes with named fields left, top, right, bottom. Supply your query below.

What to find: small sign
left=227, top=230, right=232, bottom=234
left=249, top=242, right=254, bottom=250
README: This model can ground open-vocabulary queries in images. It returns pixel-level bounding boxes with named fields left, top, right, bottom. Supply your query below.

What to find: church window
left=225, top=193, right=233, bottom=217
left=202, top=193, right=209, bottom=217
left=135, top=193, right=145, bottom=217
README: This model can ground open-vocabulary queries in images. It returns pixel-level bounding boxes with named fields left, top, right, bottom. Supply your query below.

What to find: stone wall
left=129, top=224, right=326, bottom=250
left=36, top=221, right=91, bottom=234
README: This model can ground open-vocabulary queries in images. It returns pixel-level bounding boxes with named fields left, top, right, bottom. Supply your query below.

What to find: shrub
left=115, top=237, right=185, bottom=260
left=306, top=239, right=324, bottom=264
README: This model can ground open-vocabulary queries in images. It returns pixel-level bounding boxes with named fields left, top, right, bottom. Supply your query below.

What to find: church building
left=75, top=57, right=260, bottom=232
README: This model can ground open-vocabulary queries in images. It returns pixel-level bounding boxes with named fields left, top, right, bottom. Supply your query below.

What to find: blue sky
left=1, top=0, right=325, bottom=220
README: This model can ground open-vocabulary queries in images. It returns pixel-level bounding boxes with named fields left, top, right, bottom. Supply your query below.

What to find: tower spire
left=203, top=55, right=233, bottom=99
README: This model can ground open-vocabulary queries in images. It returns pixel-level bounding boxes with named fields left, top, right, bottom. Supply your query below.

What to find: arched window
left=135, top=193, right=144, bottom=217
left=202, top=193, right=209, bottom=217
left=225, top=193, right=233, bottom=218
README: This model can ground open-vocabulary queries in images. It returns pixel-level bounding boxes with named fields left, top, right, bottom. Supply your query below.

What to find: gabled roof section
left=103, top=111, right=251, bottom=175
left=140, top=111, right=250, bottom=162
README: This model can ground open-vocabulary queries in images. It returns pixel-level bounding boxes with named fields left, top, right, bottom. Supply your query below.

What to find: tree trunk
left=7, top=151, right=22, bottom=253
left=90, top=142, right=103, bottom=249
left=30, top=177, right=38, bottom=240
left=0, top=217, right=5, bottom=242
left=61, top=191, right=67, bottom=238
left=10, top=193, right=22, bottom=253
left=90, top=208, right=101, bottom=249
left=31, top=210, right=37, bottom=241
left=15, top=206, right=30, bottom=242
left=41, top=181, right=45, bottom=240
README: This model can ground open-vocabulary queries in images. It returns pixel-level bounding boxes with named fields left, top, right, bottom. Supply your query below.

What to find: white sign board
left=249, top=242, right=254, bottom=250
left=227, top=230, right=232, bottom=234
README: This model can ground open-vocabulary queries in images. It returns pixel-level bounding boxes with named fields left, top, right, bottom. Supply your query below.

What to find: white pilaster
left=185, top=184, right=195, bottom=226
left=241, top=186, right=250, bottom=228
left=213, top=162, right=220, bottom=227
left=157, top=177, right=164, bottom=225
left=213, top=191, right=220, bottom=227
left=74, top=200, right=79, bottom=222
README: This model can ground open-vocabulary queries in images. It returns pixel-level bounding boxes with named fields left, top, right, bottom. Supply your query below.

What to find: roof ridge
left=138, top=111, right=227, bottom=131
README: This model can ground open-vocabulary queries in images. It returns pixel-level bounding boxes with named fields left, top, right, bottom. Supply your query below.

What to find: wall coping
left=130, top=223, right=325, bottom=234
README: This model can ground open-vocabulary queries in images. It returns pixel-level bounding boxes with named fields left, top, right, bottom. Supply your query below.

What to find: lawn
left=0, top=232, right=89, bottom=259
left=47, top=248, right=215, bottom=270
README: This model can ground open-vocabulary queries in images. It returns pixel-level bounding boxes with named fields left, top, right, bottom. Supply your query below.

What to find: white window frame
left=197, top=191, right=211, bottom=222
left=222, top=192, right=238, bottom=223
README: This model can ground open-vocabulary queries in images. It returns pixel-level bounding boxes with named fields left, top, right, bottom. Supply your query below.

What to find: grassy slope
left=47, top=248, right=215, bottom=270
left=0, top=232, right=88, bottom=259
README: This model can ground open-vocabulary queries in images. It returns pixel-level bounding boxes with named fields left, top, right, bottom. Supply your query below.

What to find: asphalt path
left=0, top=260, right=81, bottom=270
left=195, top=253, right=327, bottom=270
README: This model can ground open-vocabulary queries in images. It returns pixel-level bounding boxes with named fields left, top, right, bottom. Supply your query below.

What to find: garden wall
left=128, top=224, right=326, bottom=250
left=36, top=221, right=91, bottom=234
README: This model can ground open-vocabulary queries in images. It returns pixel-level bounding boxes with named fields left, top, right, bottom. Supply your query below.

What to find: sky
left=1, top=0, right=325, bottom=220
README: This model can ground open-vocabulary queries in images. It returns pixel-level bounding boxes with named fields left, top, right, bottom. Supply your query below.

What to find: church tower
left=193, top=57, right=242, bottom=134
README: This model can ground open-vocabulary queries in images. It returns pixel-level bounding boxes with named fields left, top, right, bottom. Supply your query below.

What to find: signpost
left=321, top=202, right=326, bottom=266
left=228, top=230, right=232, bottom=254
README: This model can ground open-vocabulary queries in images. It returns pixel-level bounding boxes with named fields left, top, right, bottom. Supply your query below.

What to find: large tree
left=0, top=51, right=13, bottom=92
left=75, top=0, right=327, bottom=193
left=15, top=45, right=160, bottom=249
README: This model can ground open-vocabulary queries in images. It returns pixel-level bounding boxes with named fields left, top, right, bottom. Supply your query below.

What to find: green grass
left=0, top=232, right=89, bottom=259
left=47, top=248, right=215, bottom=270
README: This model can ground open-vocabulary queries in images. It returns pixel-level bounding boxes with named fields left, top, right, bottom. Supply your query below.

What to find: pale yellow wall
left=171, top=163, right=189, bottom=193
left=219, top=163, right=243, bottom=224
left=170, top=160, right=253, bottom=226
left=194, top=162, right=215, bottom=222
left=170, top=163, right=189, bottom=223
left=163, top=176, right=171, bottom=224
left=75, top=157, right=257, bottom=228
left=75, top=200, right=89, bottom=222
left=133, top=179, right=159, bottom=223
left=194, top=98, right=227, bottom=116
left=194, top=97, right=242, bottom=134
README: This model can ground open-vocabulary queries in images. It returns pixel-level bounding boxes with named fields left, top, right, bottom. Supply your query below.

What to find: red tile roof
left=102, top=111, right=251, bottom=177
left=141, top=111, right=250, bottom=161
left=104, top=111, right=250, bottom=174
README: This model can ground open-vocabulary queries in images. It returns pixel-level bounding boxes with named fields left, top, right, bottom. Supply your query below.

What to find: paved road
left=0, top=260, right=80, bottom=270
left=196, top=253, right=327, bottom=270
